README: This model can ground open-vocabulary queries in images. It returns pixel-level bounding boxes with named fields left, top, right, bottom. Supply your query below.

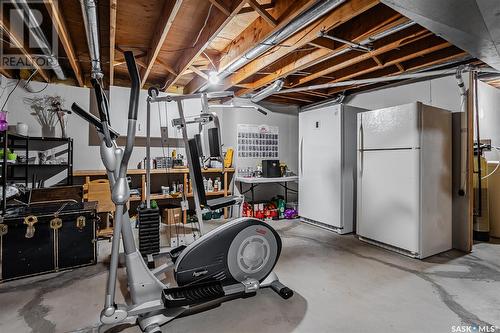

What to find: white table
left=235, top=175, right=298, bottom=203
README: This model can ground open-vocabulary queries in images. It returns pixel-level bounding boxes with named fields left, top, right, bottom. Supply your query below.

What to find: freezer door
left=299, top=106, right=342, bottom=227
left=357, top=149, right=420, bottom=254
left=359, top=102, right=421, bottom=150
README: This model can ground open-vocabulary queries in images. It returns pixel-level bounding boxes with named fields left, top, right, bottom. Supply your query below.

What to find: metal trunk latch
left=76, top=216, right=86, bottom=230
left=0, top=223, right=7, bottom=236
left=50, top=218, right=63, bottom=230
left=24, top=216, right=38, bottom=238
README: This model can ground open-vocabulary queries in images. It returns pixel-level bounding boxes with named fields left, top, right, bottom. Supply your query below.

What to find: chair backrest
left=188, top=138, right=207, bottom=207
left=84, top=179, right=115, bottom=213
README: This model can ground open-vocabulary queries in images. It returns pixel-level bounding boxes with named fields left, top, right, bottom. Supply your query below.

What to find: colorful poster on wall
left=237, top=124, right=279, bottom=158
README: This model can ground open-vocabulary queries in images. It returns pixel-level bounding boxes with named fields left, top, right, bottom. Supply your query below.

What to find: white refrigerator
left=299, top=103, right=366, bottom=234
left=357, top=102, right=452, bottom=258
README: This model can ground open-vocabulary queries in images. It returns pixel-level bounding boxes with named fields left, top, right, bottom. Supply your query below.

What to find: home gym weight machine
left=71, top=51, right=292, bottom=333
left=145, top=87, right=270, bottom=234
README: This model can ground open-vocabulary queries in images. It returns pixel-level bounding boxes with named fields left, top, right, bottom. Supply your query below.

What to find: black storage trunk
left=0, top=201, right=98, bottom=282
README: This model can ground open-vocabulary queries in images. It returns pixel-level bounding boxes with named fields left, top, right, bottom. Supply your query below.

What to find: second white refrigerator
left=299, top=103, right=365, bottom=234
left=357, top=102, right=452, bottom=258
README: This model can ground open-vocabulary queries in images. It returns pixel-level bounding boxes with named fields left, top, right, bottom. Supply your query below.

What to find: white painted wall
left=212, top=103, right=299, bottom=202
left=346, top=75, right=468, bottom=112
left=1, top=79, right=96, bottom=170
left=477, top=80, right=500, bottom=160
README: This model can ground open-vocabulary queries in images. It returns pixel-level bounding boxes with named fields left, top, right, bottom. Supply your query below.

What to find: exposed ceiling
left=381, top=0, right=500, bottom=71
left=0, top=0, right=490, bottom=105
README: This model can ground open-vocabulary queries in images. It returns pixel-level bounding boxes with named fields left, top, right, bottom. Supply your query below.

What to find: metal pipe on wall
left=80, top=0, right=103, bottom=79
left=455, top=66, right=468, bottom=196
left=199, top=0, right=347, bottom=92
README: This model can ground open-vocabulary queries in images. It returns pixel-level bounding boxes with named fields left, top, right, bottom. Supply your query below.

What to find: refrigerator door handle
left=358, top=123, right=364, bottom=176
left=300, top=137, right=304, bottom=176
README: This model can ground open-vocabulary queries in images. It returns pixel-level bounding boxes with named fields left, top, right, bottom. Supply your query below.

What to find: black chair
left=188, top=139, right=242, bottom=211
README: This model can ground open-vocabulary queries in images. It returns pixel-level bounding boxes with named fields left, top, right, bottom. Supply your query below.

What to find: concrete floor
left=0, top=219, right=499, bottom=333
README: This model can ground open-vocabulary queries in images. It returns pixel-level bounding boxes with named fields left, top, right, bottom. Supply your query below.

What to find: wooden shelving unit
left=73, top=168, right=235, bottom=224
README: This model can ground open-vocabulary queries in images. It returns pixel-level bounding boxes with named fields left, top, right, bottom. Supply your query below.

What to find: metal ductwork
left=274, top=66, right=499, bottom=95
left=80, top=0, right=103, bottom=79
left=10, top=0, right=66, bottom=80
left=200, top=0, right=347, bottom=92
left=251, top=79, right=284, bottom=102
left=381, top=0, right=500, bottom=71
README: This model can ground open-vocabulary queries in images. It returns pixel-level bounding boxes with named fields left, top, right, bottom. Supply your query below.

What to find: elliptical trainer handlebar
left=90, top=78, right=113, bottom=147
left=125, top=51, right=140, bottom=121
left=70, top=103, right=120, bottom=139
left=90, top=78, right=110, bottom=124
left=118, top=51, right=140, bottom=178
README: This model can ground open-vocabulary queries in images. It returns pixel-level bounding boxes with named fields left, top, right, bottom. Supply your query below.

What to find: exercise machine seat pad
left=206, top=195, right=239, bottom=210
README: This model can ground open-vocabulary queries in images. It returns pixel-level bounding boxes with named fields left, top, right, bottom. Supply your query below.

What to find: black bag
left=0, top=201, right=98, bottom=282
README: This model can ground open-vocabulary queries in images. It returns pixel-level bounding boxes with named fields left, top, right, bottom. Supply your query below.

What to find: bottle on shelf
left=207, top=178, right=213, bottom=192
left=203, top=177, right=208, bottom=191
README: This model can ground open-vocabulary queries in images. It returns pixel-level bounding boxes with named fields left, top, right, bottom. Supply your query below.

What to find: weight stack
left=138, top=207, right=160, bottom=256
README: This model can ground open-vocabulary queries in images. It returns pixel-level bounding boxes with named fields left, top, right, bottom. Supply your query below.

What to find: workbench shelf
left=73, top=168, right=235, bottom=224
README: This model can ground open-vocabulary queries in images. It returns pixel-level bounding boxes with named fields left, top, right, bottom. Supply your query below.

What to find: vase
left=41, top=125, right=56, bottom=138
left=16, top=122, right=28, bottom=136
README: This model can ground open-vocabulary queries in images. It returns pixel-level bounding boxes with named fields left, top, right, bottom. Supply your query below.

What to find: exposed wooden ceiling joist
left=247, top=0, right=278, bottom=27
left=209, top=0, right=231, bottom=16
left=44, top=0, right=84, bottom=86
left=236, top=4, right=405, bottom=96
left=238, top=1, right=275, bottom=15
left=217, top=0, right=380, bottom=93
left=109, top=0, right=117, bottom=86
left=163, top=0, right=247, bottom=91
left=189, top=65, right=208, bottom=79
left=308, top=37, right=336, bottom=50
left=323, top=49, right=469, bottom=97
left=184, top=0, right=319, bottom=94
left=315, top=36, right=451, bottom=92
left=290, top=25, right=431, bottom=87
left=140, top=0, right=183, bottom=87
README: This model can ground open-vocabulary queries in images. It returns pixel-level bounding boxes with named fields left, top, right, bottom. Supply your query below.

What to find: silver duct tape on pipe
left=80, top=0, right=103, bottom=79
left=11, top=0, right=66, bottom=80
left=199, top=0, right=347, bottom=92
